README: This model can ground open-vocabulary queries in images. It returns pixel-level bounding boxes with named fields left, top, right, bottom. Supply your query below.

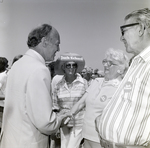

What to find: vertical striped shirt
left=97, top=46, right=150, bottom=146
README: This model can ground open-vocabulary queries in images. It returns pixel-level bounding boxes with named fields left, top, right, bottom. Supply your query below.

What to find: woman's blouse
left=83, top=78, right=121, bottom=142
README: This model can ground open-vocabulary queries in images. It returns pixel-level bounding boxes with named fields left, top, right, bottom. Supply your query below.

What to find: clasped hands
left=57, top=110, right=75, bottom=127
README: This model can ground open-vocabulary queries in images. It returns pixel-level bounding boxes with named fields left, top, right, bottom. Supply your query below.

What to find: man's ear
left=41, top=37, right=47, bottom=47
left=145, top=19, right=150, bottom=34
left=139, top=23, right=145, bottom=36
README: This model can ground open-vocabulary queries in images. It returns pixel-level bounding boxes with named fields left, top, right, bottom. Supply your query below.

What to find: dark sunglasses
left=120, top=23, right=139, bottom=36
left=65, top=63, right=77, bottom=69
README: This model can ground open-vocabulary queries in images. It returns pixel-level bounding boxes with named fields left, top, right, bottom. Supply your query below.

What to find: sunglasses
left=65, top=63, right=77, bottom=69
left=120, top=23, right=139, bottom=36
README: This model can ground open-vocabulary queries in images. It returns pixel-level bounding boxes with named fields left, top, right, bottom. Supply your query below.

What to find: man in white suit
left=0, top=24, right=69, bottom=148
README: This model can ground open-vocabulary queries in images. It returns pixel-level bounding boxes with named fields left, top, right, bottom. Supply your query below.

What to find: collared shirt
left=52, top=73, right=88, bottom=128
left=52, top=73, right=88, bottom=111
left=97, top=46, right=150, bottom=146
left=83, top=78, right=121, bottom=143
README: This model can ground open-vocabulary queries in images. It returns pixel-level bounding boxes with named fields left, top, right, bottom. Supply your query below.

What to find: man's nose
left=120, top=35, right=124, bottom=42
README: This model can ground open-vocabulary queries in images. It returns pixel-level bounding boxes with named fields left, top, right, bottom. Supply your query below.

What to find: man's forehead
left=124, top=18, right=135, bottom=25
left=50, top=27, right=60, bottom=41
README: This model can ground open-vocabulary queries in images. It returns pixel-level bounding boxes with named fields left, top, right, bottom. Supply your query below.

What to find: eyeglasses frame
left=120, top=23, right=139, bottom=36
left=102, top=59, right=119, bottom=67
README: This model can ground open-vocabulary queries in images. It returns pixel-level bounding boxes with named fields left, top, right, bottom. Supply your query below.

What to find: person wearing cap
left=67, top=48, right=129, bottom=148
left=52, top=52, right=88, bottom=148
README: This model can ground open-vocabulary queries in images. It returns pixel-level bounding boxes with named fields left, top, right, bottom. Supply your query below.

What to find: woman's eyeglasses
left=102, top=59, right=118, bottom=67
left=65, top=63, right=77, bottom=69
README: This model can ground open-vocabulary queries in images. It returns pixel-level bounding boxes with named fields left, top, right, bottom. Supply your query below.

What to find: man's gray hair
left=125, top=8, right=150, bottom=28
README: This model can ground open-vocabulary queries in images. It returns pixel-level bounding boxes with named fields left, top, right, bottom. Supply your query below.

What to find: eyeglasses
left=120, top=23, right=139, bottom=36
left=102, top=59, right=118, bottom=67
left=65, top=63, right=77, bottom=69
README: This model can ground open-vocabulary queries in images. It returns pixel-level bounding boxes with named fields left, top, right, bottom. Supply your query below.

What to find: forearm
left=71, top=102, right=85, bottom=115
left=70, top=92, right=87, bottom=115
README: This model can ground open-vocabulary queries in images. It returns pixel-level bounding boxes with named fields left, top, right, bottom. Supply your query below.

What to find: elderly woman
left=66, top=48, right=129, bottom=148
left=52, top=52, right=88, bottom=148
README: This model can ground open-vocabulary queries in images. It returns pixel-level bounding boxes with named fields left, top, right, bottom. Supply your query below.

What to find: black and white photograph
left=0, top=0, right=150, bottom=148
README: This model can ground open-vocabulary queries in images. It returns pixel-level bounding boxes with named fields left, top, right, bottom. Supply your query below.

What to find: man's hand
left=63, top=112, right=75, bottom=127
left=57, top=110, right=72, bottom=127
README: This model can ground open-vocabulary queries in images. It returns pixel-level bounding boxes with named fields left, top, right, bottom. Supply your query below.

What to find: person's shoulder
left=89, top=77, right=104, bottom=86
left=52, top=75, right=63, bottom=85
left=55, top=76, right=65, bottom=87
left=0, top=71, right=7, bottom=79
left=76, top=73, right=87, bottom=84
left=87, top=78, right=104, bottom=89
left=52, top=75, right=63, bottom=81
left=94, top=77, right=104, bottom=83
left=82, top=77, right=88, bottom=83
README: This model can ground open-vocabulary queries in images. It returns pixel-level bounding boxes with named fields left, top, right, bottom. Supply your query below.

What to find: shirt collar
left=104, top=78, right=121, bottom=87
left=25, top=49, right=45, bottom=64
left=75, top=73, right=85, bottom=84
left=60, top=73, right=85, bottom=85
left=136, top=46, right=150, bottom=62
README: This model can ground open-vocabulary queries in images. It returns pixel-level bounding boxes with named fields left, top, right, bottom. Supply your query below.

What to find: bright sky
left=0, top=0, right=150, bottom=70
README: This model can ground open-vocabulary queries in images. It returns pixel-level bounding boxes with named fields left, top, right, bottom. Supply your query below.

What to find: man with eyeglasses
left=96, top=8, right=150, bottom=148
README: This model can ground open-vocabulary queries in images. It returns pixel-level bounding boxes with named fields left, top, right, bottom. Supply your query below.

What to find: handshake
left=56, top=109, right=75, bottom=128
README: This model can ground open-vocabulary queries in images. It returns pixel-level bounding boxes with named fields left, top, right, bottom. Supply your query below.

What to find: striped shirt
left=83, top=78, right=121, bottom=143
left=97, top=46, right=150, bottom=146
left=52, top=73, right=88, bottom=110
left=52, top=73, right=88, bottom=127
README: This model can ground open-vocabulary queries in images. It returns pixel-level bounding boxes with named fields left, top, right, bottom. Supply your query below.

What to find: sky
left=0, top=0, right=150, bottom=70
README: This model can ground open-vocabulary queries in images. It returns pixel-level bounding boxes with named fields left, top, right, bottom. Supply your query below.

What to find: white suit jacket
left=0, top=49, right=60, bottom=148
